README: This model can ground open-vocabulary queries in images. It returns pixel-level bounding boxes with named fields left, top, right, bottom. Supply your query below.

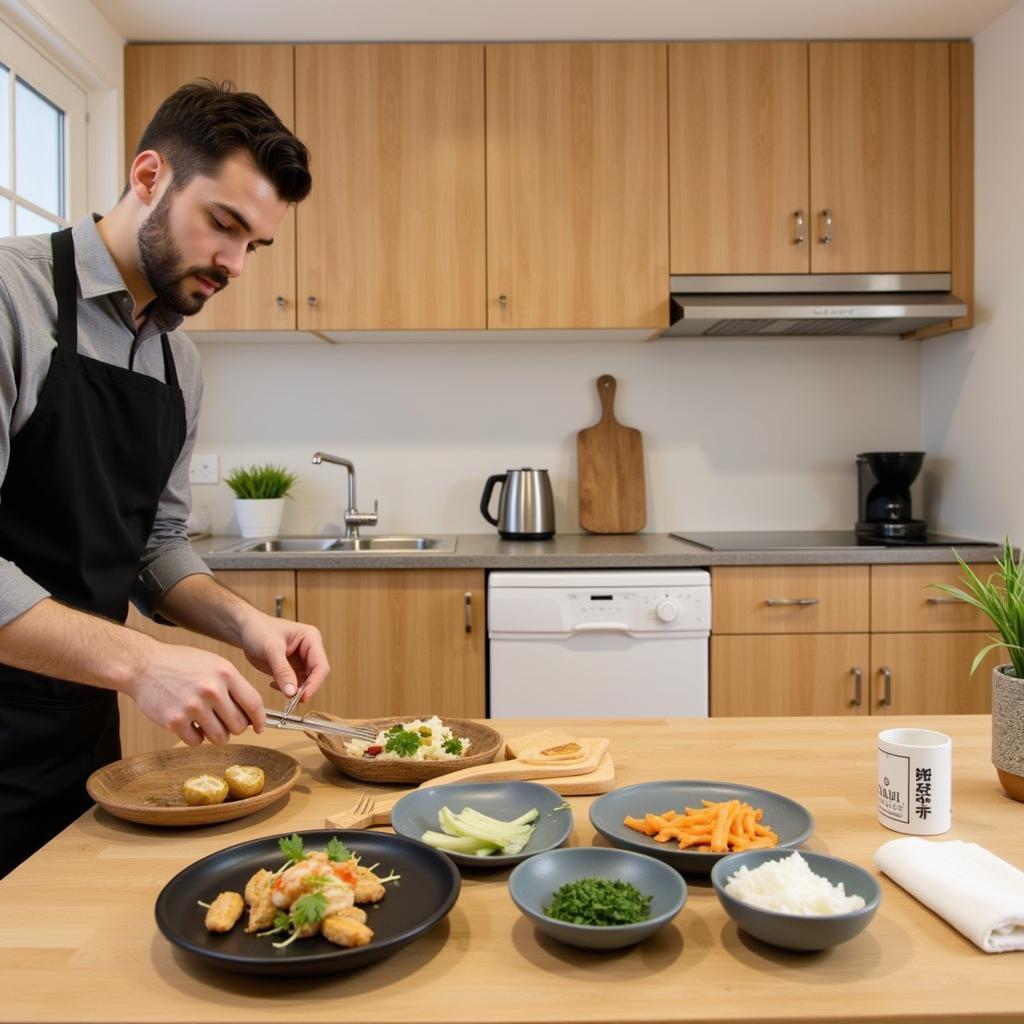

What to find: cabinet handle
left=275, top=295, right=287, bottom=308
left=498, top=294, right=508, bottom=309
left=765, top=597, right=819, bottom=606
left=794, top=209, right=805, bottom=246
left=819, top=208, right=833, bottom=245
left=880, top=666, right=893, bottom=707
left=274, top=595, right=284, bottom=618
left=851, top=666, right=863, bottom=707
left=307, top=295, right=318, bottom=307
left=464, top=592, right=473, bottom=634
left=926, top=596, right=960, bottom=605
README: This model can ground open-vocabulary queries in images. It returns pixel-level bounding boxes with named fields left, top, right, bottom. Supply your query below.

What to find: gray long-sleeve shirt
left=0, top=214, right=212, bottom=626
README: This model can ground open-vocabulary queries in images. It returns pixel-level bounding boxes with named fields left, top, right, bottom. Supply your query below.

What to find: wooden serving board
left=577, top=374, right=646, bottom=534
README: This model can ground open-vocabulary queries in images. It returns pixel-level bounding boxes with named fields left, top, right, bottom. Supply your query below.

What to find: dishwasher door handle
left=570, top=621, right=632, bottom=634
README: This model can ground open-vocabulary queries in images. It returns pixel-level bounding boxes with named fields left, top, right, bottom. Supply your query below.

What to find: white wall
left=922, top=0, right=1024, bottom=542
left=192, top=336, right=922, bottom=537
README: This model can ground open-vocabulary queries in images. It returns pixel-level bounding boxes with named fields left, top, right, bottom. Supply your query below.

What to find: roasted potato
left=224, top=764, right=265, bottom=800
left=182, top=774, right=229, bottom=806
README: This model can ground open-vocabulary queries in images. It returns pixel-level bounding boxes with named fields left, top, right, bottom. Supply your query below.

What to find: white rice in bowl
left=724, top=852, right=867, bottom=916
left=343, top=715, right=472, bottom=761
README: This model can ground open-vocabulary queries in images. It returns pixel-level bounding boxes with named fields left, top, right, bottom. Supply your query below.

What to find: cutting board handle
left=596, top=374, right=618, bottom=425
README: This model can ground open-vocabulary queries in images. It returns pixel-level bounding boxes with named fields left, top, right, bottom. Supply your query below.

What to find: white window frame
left=0, top=22, right=87, bottom=233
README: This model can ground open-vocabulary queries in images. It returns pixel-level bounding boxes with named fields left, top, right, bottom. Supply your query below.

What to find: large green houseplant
left=933, top=539, right=1024, bottom=800
left=225, top=463, right=297, bottom=539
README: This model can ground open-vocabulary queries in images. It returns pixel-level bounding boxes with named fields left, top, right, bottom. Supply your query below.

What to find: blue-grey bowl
left=711, top=850, right=882, bottom=952
left=391, top=781, right=573, bottom=868
left=508, top=846, right=687, bottom=950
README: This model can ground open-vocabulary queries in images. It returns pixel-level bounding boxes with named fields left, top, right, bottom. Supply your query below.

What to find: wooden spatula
left=577, top=374, right=646, bottom=534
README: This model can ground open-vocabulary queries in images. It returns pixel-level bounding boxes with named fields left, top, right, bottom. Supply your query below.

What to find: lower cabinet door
left=711, top=634, right=870, bottom=716
left=296, top=569, right=486, bottom=719
left=870, top=632, right=1002, bottom=715
left=119, top=569, right=297, bottom=756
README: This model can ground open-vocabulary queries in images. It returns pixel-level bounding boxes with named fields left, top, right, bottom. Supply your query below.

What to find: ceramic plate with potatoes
left=86, top=745, right=301, bottom=826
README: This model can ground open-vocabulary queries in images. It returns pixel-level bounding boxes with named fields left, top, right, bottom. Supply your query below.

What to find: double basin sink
left=212, top=535, right=458, bottom=554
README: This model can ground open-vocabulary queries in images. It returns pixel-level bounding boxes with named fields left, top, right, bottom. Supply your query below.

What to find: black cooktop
left=670, top=530, right=997, bottom=551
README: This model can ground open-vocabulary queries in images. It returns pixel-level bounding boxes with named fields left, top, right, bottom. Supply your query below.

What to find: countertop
left=192, top=532, right=1002, bottom=571
left=4, top=715, right=1022, bottom=1024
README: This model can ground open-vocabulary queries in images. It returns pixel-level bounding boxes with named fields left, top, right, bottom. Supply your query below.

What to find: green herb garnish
left=442, top=737, right=463, bottom=756
left=326, top=836, right=352, bottom=862
left=278, top=833, right=305, bottom=863
left=384, top=728, right=422, bottom=757
left=291, top=892, right=327, bottom=929
left=386, top=723, right=404, bottom=735
left=544, top=878, right=652, bottom=926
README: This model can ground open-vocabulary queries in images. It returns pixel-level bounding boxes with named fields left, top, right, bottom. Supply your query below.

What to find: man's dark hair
left=132, top=79, right=311, bottom=202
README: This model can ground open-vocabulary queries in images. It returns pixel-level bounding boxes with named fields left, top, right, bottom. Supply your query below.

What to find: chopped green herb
left=386, top=723, right=404, bottom=735
left=278, top=833, right=305, bottom=863
left=384, top=728, right=422, bottom=757
left=442, top=736, right=463, bottom=755
left=544, top=878, right=652, bottom=927
left=326, top=836, right=352, bottom=862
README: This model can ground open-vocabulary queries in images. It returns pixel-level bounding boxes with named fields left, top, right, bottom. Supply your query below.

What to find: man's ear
left=128, top=150, right=167, bottom=207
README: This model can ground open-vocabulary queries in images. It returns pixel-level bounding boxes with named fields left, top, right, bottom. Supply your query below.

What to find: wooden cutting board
left=577, top=373, right=646, bottom=533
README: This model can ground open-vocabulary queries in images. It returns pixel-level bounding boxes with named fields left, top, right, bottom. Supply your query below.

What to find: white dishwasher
left=488, top=569, right=711, bottom=718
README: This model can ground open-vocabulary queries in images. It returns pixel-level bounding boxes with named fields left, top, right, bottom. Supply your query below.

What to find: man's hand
left=237, top=613, right=329, bottom=702
left=126, top=644, right=266, bottom=746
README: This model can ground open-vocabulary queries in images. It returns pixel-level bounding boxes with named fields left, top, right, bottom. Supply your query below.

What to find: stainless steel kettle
left=480, top=468, right=555, bottom=540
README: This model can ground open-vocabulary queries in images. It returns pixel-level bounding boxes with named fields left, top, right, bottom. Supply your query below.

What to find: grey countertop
left=191, top=532, right=1002, bottom=571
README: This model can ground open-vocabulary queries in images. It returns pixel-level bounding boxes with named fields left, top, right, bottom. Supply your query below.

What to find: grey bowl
left=589, top=780, right=815, bottom=875
left=508, top=846, right=687, bottom=950
left=391, top=781, right=573, bottom=868
left=711, top=850, right=881, bottom=951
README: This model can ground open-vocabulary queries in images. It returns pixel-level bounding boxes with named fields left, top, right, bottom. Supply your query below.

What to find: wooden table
left=2, top=716, right=1022, bottom=1024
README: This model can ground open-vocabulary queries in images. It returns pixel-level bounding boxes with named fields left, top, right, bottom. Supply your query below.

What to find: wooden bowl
left=85, top=744, right=301, bottom=826
left=309, top=714, right=503, bottom=784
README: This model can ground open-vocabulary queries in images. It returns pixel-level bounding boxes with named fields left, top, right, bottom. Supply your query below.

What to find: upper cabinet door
left=809, top=42, right=951, bottom=273
left=486, top=44, right=669, bottom=329
left=669, top=43, right=810, bottom=275
left=124, top=45, right=298, bottom=331
left=295, top=45, right=486, bottom=330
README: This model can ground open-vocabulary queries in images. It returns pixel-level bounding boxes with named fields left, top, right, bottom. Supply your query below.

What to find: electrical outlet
left=189, top=453, right=219, bottom=485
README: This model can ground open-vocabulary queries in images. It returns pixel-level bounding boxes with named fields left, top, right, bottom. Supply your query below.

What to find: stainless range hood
left=665, top=274, right=967, bottom=337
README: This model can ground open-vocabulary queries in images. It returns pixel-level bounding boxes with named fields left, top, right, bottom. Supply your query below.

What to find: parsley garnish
left=442, top=737, right=463, bottom=755
left=384, top=728, right=422, bottom=757
left=386, top=723, right=404, bottom=735
left=278, top=833, right=305, bottom=863
left=544, top=878, right=651, bottom=926
left=326, top=836, right=352, bottom=862
left=291, top=891, right=327, bottom=929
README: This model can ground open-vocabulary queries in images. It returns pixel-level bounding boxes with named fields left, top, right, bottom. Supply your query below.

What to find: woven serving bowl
left=308, top=713, right=503, bottom=784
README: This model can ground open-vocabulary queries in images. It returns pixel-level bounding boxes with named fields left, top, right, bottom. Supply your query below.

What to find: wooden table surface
left=2, top=715, right=1023, bottom=1024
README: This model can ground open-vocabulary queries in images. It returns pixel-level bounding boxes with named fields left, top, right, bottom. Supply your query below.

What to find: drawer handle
left=880, top=666, right=893, bottom=707
left=274, top=595, right=284, bottom=618
left=765, top=597, right=819, bottom=606
left=464, top=592, right=472, bottom=634
left=851, top=666, right=863, bottom=707
left=926, top=596, right=961, bottom=605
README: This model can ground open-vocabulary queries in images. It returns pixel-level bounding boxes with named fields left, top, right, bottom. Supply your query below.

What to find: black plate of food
left=155, top=829, right=460, bottom=976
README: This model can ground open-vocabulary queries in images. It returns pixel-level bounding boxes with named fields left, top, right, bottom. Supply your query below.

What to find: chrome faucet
left=311, top=452, right=379, bottom=539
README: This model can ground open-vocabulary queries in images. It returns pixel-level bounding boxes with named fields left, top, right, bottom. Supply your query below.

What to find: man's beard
left=137, top=190, right=228, bottom=317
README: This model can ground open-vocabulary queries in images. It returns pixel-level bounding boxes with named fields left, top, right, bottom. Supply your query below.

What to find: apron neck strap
left=159, top=334, right=179, bottom=389
left=50, top=228, right=78, bottom=354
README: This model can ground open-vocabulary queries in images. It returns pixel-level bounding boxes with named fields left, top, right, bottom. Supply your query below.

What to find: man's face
left=137, top=150, right=288, bottom=317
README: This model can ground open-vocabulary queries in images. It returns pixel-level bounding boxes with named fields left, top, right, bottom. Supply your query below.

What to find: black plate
left=155, top=829, right=460, bottom=976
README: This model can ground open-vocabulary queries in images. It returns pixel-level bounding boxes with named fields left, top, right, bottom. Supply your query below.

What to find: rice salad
left=343, top=716, right=472, bottom=761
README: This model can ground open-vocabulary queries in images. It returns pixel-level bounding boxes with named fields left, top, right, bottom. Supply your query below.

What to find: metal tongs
left=265, top=687, right=378, bottom=742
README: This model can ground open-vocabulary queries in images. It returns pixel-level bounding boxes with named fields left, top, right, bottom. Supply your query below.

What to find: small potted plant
left=225, top=463, right=298, bottom=539
left=932, top=539, right=1024, bottom=801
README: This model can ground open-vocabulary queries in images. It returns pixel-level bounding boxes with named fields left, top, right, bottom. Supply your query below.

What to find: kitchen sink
left=212, top=535, right=458, bottom=554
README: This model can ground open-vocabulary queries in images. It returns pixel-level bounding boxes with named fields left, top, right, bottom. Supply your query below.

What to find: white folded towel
left=874, top=838, right=1024, bottom=953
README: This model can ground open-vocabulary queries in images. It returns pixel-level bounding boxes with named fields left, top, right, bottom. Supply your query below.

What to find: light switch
left=189, top=453, right=219, bottom=485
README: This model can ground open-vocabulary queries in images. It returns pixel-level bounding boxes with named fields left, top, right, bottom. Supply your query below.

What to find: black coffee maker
left=856, top=452, right=927, bottom=539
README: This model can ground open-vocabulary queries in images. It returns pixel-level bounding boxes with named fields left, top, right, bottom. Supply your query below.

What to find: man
left=0, top=81, right=327, bottom=877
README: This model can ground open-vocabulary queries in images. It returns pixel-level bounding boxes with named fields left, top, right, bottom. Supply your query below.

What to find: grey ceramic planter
left=992, top=666, right=1024, bottom=801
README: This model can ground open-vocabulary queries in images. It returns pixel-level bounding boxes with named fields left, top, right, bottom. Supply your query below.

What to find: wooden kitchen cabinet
left=119, top=569, right=297, bottom=756
left=486, top=43, right=669, bottom=329
left=296, top=569, right=485, bottom=719
left=669, top=43, right=810, bottom=275
left=295, top=45, right=486, bottom=330
left=123, top=45, right=298, bottom=331
left=809, top=42, right=951, bottom=274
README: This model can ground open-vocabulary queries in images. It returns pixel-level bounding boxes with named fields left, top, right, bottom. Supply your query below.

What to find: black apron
left=0, top=228, right=187, bottom=877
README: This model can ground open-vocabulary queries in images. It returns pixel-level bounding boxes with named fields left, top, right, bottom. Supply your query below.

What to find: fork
left=324, top=789, right=400, bottom=830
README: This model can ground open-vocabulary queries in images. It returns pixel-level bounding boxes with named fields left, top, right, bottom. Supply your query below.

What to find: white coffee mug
left=877, top=728, right=952, bottom=835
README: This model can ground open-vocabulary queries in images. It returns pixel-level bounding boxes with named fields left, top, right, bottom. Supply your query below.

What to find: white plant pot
left=234, top=498, right=285, bottom=539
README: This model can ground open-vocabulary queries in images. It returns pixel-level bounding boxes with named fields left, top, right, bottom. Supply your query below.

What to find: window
left=0, top=24, right=86, bottom=236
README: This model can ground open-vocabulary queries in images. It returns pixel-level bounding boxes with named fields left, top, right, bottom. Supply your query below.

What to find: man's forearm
left=0, top=597, right=158, bottom=692
left=154, top=573, right=259, bottom=647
